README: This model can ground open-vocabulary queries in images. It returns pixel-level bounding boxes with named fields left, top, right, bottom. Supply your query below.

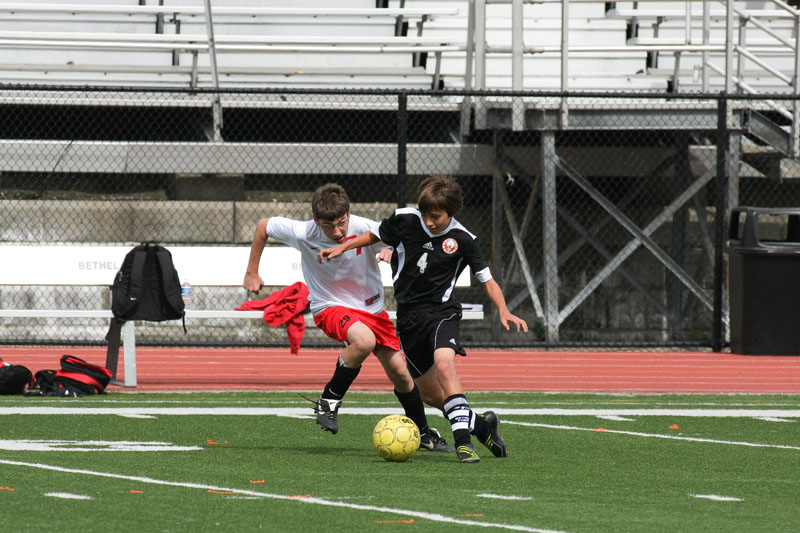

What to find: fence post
left=542, top=130, right=559, bottom=343
left=397, top=91, right=408, bottom=208
left=712, top=94, right=730, bottom=352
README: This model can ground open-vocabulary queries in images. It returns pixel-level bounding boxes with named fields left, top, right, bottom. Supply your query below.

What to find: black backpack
left=0, top=360, right=33, bottom=395
left=111, top=241, right=185, bottom=323
left=105, top=242, right=185, bottom=379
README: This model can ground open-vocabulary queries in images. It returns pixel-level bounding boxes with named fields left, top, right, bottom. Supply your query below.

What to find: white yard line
left=0, top=439, right=202, bottom=452
left=478, top=493, right=533, bottom=501
left=1, top=407, right=800, bottom=418
left=506, top=421, right=800, bottom=451
left=691, top=494, right=743, bottom=502
left=0, top=459, right=564, bottom=533
left=45, top=492, right=93, bottom=500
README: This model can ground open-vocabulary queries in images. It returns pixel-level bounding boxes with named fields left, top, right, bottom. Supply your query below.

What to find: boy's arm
left=243, top=217, right=269, bottom=292
left=317, top=231, right=379, bottom=263
left=482, top=278, right=529, bottom=333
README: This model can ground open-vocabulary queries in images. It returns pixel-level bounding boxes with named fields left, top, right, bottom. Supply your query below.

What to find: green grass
left=2, top=392, right=799, bottom=532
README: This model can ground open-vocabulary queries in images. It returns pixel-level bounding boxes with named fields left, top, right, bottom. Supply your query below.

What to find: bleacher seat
left=0, top=1, right=795, bottom=94
left=0, top=1, right=461, bottom=90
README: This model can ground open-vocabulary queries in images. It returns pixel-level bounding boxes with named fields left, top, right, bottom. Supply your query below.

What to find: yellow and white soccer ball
left=372, top=414, right=421, bottom=462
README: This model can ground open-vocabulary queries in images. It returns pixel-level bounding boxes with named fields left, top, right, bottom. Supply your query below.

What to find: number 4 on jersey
left=416, top=252, right=428, bottom=274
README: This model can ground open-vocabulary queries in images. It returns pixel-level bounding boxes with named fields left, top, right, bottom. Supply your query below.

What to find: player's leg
left=412, top=365, right=455, bottom=452
left=432, top=348, right=507, bottom=460
left=374, top=346, right=453, bottom=452
left=314, top=310, right=376, bottom=434
left=430, top=346, right=476, bottom=456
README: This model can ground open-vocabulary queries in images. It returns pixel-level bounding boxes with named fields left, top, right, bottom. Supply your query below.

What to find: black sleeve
left=378, top=214, right=403, bottom=249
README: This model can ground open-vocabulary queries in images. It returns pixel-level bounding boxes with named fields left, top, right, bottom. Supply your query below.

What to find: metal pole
left=202, top=0, right=223, bottom=141
left=712, top=95, right=729, bottom=352
left=559, top=0, right=569, bottom=128
left=397, top=92, right=408, bottom=208
left=702, top=0, right=710, bottom=91
left=511, top=0, right=524, bottom=131
left=793, top=13, right=800, bottom=157
left=725, top=0, right=734, bottom=94
left=475, top=0, right=487, bottom=130
left=541, top=130, right=559, bottom=342
left=460, top=0, right=476, bottom=138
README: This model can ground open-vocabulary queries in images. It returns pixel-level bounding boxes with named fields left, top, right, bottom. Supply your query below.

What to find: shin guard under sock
left=321, top=355, right=361, bottom=400
left=443, top=393, right=475, bottom=446
left=394, top=384, right=429, bottom=434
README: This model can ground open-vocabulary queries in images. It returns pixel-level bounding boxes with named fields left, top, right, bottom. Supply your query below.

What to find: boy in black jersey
left=318, top=175, right=528, bottom=463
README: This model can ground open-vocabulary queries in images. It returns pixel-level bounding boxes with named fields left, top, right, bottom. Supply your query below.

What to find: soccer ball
left=372, top=414, right=421, bottom=462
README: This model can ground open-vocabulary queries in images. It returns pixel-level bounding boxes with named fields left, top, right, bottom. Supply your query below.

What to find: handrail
left=461, top=0, right=800, bottom=156
left=0, top=40, right=464, bottom=55
left=0, top=30, right=459, bottom=46
left=0, top=4, right=459, bottom=18
left=704, top=59, right=793, bottom=120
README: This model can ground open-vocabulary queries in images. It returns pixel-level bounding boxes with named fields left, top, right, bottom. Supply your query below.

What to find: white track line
left=0, top=459, right=564, bottom=533
left=506, top=421, right=800, bottom=450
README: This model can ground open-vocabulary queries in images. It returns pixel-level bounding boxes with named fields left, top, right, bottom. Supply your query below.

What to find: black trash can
left=726, top=206, right=800, bottom=355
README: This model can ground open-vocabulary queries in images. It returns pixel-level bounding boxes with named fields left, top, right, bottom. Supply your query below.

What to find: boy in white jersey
left=243, top=183, right=453, bottom=452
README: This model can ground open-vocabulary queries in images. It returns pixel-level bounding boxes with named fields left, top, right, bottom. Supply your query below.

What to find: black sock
left=444, top=394, right=474, bottom=446
left=321, top=355, right=360, bottom=401
left=394, top=384, right=429, bottom=435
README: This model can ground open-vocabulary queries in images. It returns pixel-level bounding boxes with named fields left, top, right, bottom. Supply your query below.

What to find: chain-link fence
left=1, top=85, right=798, bottom=351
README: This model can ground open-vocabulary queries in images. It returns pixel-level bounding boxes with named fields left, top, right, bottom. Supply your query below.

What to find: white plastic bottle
left=181, top=281, right=193, bottom=308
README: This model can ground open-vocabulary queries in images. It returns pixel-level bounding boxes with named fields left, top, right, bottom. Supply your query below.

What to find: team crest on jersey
left=442, top=237, right=458, bottom=254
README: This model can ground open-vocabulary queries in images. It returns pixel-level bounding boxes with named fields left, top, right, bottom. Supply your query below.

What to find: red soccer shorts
left=314, top=306, right=401, bottom=352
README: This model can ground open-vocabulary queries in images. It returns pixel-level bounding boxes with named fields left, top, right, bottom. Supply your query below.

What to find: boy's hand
left=376, top=247, right=394, bottom=263
left=243, top=271, right=264, bottom=293
left=499, top=311, right=529, bottom=333
left=317, top=245, right=343, bottom=263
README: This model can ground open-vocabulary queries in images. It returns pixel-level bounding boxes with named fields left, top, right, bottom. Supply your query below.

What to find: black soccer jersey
left=377, top=207, right=492, bottom=306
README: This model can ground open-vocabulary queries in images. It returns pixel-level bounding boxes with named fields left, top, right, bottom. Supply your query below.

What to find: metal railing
left=463, top=0, right=800, bottom=153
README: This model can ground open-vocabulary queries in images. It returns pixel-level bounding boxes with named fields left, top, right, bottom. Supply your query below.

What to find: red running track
left=3, top=346, right=800, bottom=393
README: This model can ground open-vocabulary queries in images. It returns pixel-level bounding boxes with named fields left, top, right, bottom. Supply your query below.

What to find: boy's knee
left=345, top=324, right=377, bottom=354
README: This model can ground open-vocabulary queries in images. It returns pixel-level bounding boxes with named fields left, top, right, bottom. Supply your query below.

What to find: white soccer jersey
left=266, top=215, right=385, bottom=315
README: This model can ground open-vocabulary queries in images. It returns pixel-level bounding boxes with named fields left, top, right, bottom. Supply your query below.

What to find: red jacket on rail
left=235, top=281, right=310, bottom=354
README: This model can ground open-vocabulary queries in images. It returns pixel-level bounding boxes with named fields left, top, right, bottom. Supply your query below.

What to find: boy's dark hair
left=417, top=175, right=463, bottom=217
left=312, top=183, right=350, bottom=221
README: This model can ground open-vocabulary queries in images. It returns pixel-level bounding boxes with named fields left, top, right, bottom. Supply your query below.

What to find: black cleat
left=456, top=442, right=480, bottom=463
left=314, top=397, right=342, bottom=434
left=480, top=411, right=508, bottom=457
left=419, top=427, right=455, bottom=452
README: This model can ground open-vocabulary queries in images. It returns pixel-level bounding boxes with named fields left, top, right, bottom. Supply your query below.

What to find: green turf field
left=2, top=392, right=799, bottom=532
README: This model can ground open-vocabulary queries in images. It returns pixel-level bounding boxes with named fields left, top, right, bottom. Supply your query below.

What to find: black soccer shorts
left=396, top=301, right=467, bottom=378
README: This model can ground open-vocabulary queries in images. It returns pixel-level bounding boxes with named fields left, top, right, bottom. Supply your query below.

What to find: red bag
left=56, top=355, right=113, bottom=394
left=34, top=355, right=113, bottom=397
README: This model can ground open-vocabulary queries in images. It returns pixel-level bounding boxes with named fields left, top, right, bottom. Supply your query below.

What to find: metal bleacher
left=0, top=0, right=796, bottom=96
left=409, top=0, right=670, bottom=90
left=0, top=0, right=461, bottom=89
